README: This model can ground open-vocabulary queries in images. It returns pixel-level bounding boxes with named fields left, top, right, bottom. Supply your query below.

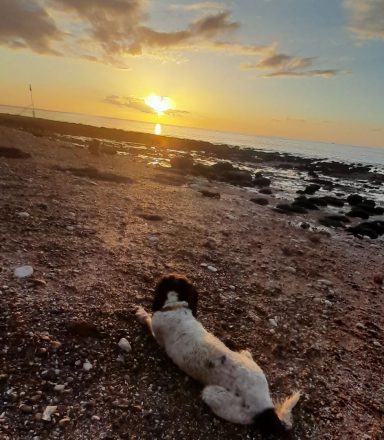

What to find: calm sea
left=1, top=104, right=383, bottom=167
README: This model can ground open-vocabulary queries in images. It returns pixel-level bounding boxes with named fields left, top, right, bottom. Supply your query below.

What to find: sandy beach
left=0, top=124, right=383, bottom=439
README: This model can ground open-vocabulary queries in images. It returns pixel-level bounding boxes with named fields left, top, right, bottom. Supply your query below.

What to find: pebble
left=58, top=417, right=71, bottom=427
left=14, top=265, right=34, bottom=279
left=54, top=384, right=65, bottom=392
left=42, top=405, right=57, bottom=421
left=19, top=404, right=33, bottom=414
left=286, top=266, right=297, bottom=274
left=118, top=338, right=132, bottom=353
left=324, top=300, right=332, bottom=306
left=83, top=359, right=93, bottom=371
left=207, top=265, right=218, bottom=272
left=372, top=340, right=382, bottom=348
left=16, top=211, right=30, bottom=218
left=91, top=415, right=100, bottom=421
left=269, top=318, right=278, bottom=327
left=318, top=279, right=333, bottom=287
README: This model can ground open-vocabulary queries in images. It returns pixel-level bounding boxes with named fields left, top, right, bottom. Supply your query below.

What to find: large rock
left=253, top=176, right=271, bottom=187
left=348, top=221, right=384, bottom=239
left=250, top=197, right=269, bottom=206
left=170, top=156, right=194, bottom=170
left=347, top=194, right=363, bottom=206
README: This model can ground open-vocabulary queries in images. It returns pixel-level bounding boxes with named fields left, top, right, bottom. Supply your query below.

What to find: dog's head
left=153, top=274, right=198, bottom=317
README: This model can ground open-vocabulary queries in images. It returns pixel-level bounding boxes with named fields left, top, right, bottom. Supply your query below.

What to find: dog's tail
left=274, top=391, right=301, bottom=429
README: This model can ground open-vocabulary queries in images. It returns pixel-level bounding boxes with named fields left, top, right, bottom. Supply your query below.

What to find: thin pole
left=29, top=84, right=35, bottom=118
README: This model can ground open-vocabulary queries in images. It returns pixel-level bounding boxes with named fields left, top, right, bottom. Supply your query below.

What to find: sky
left=1, top=0, right=384, bottom=147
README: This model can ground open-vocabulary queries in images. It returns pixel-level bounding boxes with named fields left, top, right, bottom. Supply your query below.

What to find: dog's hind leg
left=202, top=385, right=252, bottom=425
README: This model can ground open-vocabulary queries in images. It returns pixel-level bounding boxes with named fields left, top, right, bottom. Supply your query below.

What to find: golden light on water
left=154, top=123, right=162, bottom=135
left=145, top=94, right=173, bottom=115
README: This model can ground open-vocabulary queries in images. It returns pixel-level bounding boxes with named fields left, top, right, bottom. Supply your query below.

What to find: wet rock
left=347, top=207, right=370, bottom=220
left=300, top=184, right=321, bottom=195
left=347, top=194, right=363, bottom=206
left=0, top=146, right=31, bottom=159
left=200, top=190, right=220, bottom=199
left=348, top=221, right=384, bottom=239
left=14, top=265, right=34, bottom=279
left=210, top=162, right=235, bottom=173
left=250, top=197, right=269, bottom=206
left=259, top=188, right=273, bottom=195
left=373, top=274, right=383, bottom=286
left=275, top=203, right=307, bottom=214
left=220, top=169, right=254, bottom=186
left=170, top=156, right=194, bottom=170
left=319, top=216, right=349, bottom=228
left=294, top=196, right=319, bottom=210
left=253, top=176, right=271, bottom=187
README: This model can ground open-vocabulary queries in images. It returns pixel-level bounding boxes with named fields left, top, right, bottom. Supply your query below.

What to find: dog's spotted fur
left=136, top=274, right=300, bottom=436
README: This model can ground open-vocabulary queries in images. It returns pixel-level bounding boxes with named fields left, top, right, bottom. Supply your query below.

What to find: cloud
left=103, top=95, right=189, bottom=116
left=343, top=0, right=384, bottom=40
left=264, top=69, right=341, bottom=78
left=170, top=2, right=224, bottom=12
left=0, top=0, right=63, bottom=54
left=242, top=50, right=344, bottom=78
left=104, top=95, right=154, bottom=114
left=0, top=1, right=239, bottom=63
left=212, top=41, right=277, bottom=55
left=0, top=0, right=342, bottom=80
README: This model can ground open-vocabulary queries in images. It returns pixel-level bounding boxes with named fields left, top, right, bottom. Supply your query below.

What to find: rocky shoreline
left=1, top=113, right=383, bottom=241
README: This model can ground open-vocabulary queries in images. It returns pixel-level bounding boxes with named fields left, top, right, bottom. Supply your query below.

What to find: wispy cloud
left=343, top=0, right=384, bottom=40
left=170, top=2, right=224, bottom=12
left=242, top=50, right=345, bottom=78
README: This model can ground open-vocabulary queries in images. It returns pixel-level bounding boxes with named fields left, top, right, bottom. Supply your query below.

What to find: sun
left=145, top=94, right=173, bottom=115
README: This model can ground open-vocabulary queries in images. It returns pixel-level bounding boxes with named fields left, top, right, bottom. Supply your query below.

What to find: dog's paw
left=135, top=306, right=150, bottom=324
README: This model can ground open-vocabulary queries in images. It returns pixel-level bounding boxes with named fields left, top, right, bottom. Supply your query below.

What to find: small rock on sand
left=118, top=338, right=132, bottom=353
left=16, top=211, right=30, bottom=218
left=83, top=360, right=93, bottom=371
left=14, top=265, right=34, bottom=279
left=42, top=405, right=57, bottom=422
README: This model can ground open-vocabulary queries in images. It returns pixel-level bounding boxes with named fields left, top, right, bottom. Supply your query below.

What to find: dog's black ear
left=153, top=274, right=198, bottom=317
left=254, top=408, right=288, bottom=438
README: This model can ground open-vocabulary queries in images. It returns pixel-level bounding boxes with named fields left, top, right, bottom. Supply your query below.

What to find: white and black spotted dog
left=136, top=274, right=300, bottom=437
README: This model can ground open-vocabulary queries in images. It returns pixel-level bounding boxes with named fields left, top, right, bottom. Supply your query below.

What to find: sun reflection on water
left=154, top=123, right=162, bottom=135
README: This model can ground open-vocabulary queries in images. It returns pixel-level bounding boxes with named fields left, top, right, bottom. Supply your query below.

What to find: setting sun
left=144, top=95, right=173, bottom=115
